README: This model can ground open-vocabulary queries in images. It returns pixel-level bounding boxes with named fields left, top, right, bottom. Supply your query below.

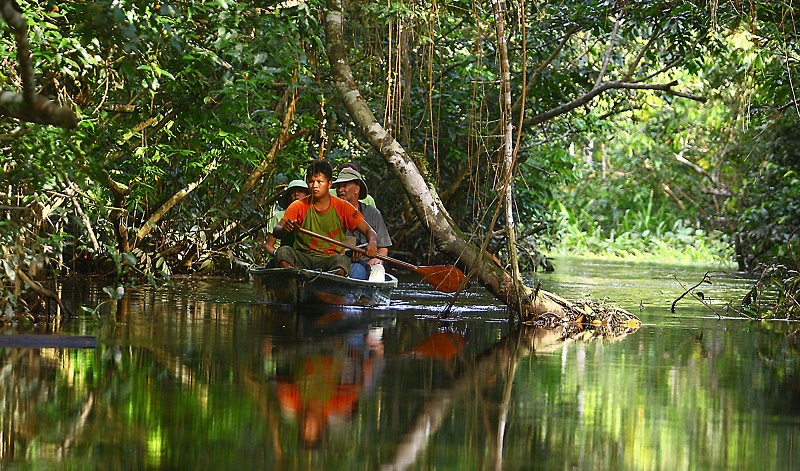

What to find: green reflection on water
left=1, top=259, right=798, bottom=470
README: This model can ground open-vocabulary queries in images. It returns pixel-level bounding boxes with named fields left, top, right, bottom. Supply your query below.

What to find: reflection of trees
left=523, top=322, right=800, bottom=470
left=4, top=285, right=654, bottom=468
left=2, top=288, right=391, bottom=467
left=383, top=326, right=567, bottom=471
left=1, top=290, right=268, bottom=468
left=0, top=349, right=94, bottom=465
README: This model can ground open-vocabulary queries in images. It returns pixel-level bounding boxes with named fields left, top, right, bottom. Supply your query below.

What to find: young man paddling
left=273, top=161, right=378, bottom=276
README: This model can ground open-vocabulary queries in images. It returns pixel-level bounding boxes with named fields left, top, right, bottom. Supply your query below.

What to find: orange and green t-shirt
left=282, top=196, right=364, bottom=256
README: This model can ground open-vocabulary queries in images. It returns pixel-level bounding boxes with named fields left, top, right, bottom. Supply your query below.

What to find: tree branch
left=0, top=1, right=77, bottom=129
left=237, top=87, right=298, bottom=199
left=135, top=158, right=218, bottom=243
left=0, top=91, right=78, bottom=129
left=594, top=12, right=622, bottom=89
left=624, top=19, right=667, bottom=81
left=60, top=174, right=101, bottom=252
left=778, top=98, right=800, bottom=113
left=523, top=80, right=706, bottom=128
left=15, top=267, right=75, bottom=317
left=512, top=26, right=580, bottom=117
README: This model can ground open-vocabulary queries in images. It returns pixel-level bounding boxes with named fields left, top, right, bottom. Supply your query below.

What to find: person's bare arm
left=273, top=218, right=298, bottom=238
left=355, top=220, right=378, bottom=258
left=368, top=247, right=388, bottom=266
left=265, top=233, right=279, bottom=256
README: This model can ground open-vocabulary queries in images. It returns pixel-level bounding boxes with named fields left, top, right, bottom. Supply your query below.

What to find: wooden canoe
left=249, top=266, right=398, bottom=307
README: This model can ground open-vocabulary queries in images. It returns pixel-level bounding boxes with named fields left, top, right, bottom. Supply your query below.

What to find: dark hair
left=306, top=161, right=333, bottom=182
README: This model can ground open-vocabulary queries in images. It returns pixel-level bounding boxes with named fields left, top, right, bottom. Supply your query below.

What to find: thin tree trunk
left=489, top=6, right=526, bottom=460
left=437, top=25, right=575, bottom=207
left=236, top=88, right=299, bottom=201
left=491, top=0, right=524, bottom=320
left=59, top=174, right=100, bottom=252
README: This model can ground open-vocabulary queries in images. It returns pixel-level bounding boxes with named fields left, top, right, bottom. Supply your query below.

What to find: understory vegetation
left=552, top=203, right=733, bottom=265
left=1, top=0, right=798, bottom=321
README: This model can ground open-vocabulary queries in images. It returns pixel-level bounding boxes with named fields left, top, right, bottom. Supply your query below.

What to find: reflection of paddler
left=270, top=328, right=385, bottom=448
left=407, top=331, right=466, bottom=360
left=274, top=355, right=361, bottom=447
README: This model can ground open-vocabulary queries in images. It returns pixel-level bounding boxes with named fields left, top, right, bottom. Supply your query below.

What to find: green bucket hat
left=278, top=179, right=309, bottom=209
left=331, top=167, right=368, bottom=200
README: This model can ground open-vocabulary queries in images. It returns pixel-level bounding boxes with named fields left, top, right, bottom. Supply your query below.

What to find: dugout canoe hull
left=249, top=266, right=397, bottom=307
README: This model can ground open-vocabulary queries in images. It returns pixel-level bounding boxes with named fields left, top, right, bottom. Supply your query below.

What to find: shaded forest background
left=2, top=0, right=799, bottom=315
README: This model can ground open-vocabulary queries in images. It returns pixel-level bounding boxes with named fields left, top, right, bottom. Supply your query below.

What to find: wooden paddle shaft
left=292, top=226, right=467, bottom=294
left=294, top=226, right=418, bottom=270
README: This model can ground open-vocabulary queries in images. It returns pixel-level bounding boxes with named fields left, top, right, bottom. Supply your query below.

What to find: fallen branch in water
left=524, top=293, right=642, bottom=331
left=738, top=263, right=800, bottom=320
left=670, top=271, right=723, bottom=319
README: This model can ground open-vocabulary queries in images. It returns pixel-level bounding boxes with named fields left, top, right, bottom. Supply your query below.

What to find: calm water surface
left=2, top=258, right=799, bottom=470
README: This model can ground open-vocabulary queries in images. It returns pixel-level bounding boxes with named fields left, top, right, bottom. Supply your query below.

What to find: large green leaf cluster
left=731, top=115, right=800, bottom=271
left=551, top=0, right=799, bottom=269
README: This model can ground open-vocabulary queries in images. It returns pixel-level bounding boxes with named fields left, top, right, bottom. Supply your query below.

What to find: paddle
left=294, top=226, right=467, bottom=293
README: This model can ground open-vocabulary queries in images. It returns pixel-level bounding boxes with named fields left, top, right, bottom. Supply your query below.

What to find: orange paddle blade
left=415, top=265, right=467, bottom=293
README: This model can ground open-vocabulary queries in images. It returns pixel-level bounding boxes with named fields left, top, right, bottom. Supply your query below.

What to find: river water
left=2, top=258, right=798, bottom=470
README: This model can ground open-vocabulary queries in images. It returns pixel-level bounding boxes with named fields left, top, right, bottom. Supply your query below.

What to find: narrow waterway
left=1, top=258, right=798, bottom=470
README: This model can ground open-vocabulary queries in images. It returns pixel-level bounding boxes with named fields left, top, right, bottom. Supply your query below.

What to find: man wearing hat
left=265, top=179, right=309, bottom=259
left=273, top=161, right=378, bottom=277
left=332, top=167, right=392, bottom=281
left=330, top=162, right=376, bottom=207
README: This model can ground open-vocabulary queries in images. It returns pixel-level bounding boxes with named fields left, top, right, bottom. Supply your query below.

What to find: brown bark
left=105, top=173, right=131, bottom=254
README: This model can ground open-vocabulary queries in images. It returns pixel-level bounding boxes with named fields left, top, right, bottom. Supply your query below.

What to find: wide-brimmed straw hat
left=278, top=179, right=309, bottom=209
left=331, top=167, right=368, bottom=200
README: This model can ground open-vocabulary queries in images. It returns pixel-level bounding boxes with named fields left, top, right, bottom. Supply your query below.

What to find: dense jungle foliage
left=2, top=0, right=798, bottom=318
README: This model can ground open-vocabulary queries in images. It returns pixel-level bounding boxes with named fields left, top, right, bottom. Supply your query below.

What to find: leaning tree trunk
left=323, top=0, right=567, bottom=320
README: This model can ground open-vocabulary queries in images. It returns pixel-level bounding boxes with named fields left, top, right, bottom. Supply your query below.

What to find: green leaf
left=123, top=252, right=138, bottom=266
left=103, top=286, right=125, bottom=301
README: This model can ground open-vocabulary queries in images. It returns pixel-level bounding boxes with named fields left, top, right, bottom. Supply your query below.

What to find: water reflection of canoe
left=249, top=266, right=398, bottom=307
